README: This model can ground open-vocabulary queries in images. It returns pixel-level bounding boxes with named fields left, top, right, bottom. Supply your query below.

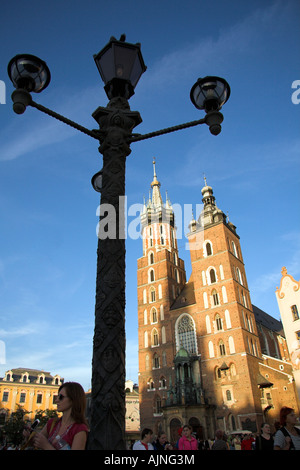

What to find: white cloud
left=0, top=323, right=43, bottom=338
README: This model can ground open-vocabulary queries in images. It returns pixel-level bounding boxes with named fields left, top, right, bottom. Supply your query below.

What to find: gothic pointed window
left=160, top=225, right=165, bottom=245
left=212, top=289, right=220, bottom=306
left=150, top=287, right=156, bottom=303
left=176, top=314, right=197, bottom=355
left=153, top=353, right=160, bottom=369
left=152, top=328, right=159, bottom=346
left=206, top=242, right=212, bottom=256
left=215, top=314, right=223, bottom=331
left=155, top=396, right=162, bottom=414
left=219, top=340, right=226, bottom=356
left=149, top=269, right=155, bottom=282
left=209, top=268, right=217, bottom=284
left=151, top=308, right=157, bottom=323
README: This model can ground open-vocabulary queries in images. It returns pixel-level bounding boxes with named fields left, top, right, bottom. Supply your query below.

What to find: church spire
left=151, top=158, right=163, bottom=207
left=140, top=159, right=175, bottom=230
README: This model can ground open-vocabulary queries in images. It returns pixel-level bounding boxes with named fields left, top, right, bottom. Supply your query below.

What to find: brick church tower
left=136, top=163, right=298, bottom=442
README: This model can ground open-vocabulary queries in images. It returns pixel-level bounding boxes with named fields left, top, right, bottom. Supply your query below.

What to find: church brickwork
left=137, top=163, right=299, bottom=440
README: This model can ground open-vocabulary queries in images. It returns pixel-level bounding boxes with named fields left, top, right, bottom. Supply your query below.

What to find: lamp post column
left=88, top=96, right=142, bottom=450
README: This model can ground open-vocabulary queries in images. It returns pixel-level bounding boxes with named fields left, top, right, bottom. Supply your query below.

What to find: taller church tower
left=137, top=160, right=187, bottom=432
left=137, top=164, right=267, bottom=441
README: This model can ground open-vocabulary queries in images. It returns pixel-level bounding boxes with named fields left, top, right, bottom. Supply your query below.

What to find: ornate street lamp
left=94, top=35, right=146, bottom=99
left=7, top=35, right=230, bottom=450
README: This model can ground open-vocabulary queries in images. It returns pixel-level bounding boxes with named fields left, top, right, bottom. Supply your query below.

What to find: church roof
left=170, top=281, right=196, bottom=310
left=252, top=304, right=284, bottom=336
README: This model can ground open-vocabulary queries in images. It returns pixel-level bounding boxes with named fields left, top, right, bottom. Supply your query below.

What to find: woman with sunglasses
left=32, top=382, right=89, bottom=450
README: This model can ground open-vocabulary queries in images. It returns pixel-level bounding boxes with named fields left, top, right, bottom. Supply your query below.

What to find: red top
left=241, top=437, right=255, bottom=450
left=47, top=418, right=89, bottom=449
left=178, top=435, right=198, bottom=450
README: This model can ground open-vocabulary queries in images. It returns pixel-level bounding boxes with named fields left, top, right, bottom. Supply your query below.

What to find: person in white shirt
left=274, top=407, right=300, bottom=450
left=133, top=428, right=154, bottom=450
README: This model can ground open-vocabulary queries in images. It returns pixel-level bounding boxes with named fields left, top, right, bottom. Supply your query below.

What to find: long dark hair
left=59, top=382, right=87, bottom=425
left=279, top=407, right=294, bottom=427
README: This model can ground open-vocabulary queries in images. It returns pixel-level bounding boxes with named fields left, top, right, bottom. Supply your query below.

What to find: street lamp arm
left=29, top=100, right=100, bottom=140
left=129, top=117, right=206, bottom=142
left=129, top=110, right=224, bottom=142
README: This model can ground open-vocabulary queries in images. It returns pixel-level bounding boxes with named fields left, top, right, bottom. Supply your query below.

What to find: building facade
left=0, top=368, right=63, bottom=423
left=137, top=163, right=299, bottom=443
left=276, top=268, right=300, bottom=402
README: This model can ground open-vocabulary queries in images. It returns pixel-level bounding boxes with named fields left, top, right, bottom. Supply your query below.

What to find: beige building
left=0, top=368, right=63, bottom=423
left=276, top=267, right=300, bottom=403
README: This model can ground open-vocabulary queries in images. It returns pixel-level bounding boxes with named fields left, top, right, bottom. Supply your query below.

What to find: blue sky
left=0, top=0, right=299, bottom=392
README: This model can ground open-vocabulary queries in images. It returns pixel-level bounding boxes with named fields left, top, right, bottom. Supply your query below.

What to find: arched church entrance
left=169, top=418, right=182, bottom=445
left=189, top=416, right=203, bottom=439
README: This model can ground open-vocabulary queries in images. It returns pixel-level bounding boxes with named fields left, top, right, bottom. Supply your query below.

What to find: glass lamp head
left=190, top=76, right=230, bottom=112
left=8, top=54, right=51, bottom=93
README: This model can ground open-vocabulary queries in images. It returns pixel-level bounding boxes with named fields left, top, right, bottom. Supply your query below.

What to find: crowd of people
left=1, top=388, right=300, bottom=451
left=131, top=407, right=300, bottom=451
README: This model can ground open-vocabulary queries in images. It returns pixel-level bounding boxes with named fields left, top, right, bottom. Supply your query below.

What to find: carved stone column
left=88, top=97, right=141, bottom=450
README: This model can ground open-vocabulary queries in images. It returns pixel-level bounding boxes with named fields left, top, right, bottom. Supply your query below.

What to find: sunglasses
left=57, top=393, right=68, bottom=401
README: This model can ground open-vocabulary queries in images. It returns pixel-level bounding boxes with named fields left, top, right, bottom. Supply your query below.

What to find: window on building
left=148, top=379, right=155, bottom=390
left=231, top=241, right=238, bottom=257
left=150, top=288, right=156, bottom=303
left=19, top=392, right=26, bottom=403
left=291, top=305, right=299, bottom=321
left=152, top=329, right=159, bottom=346
left=155, top=396, right=162, bottom=414
left=215, top=314, right=223, bottom=331
left=177, top=315, right=197, bottom=355
left=206, top=242, right=212, bottom=256
left=36, top=394, right=42, bottom=404
left=153, top=354, right=160, bottom=369
left=219, top=340, right=226, bottom=356
left=160, top=225, right=165, bottom=245
left=151, top=308, right=157, bottom=323
left=149, top=252, right=154, bottom=265
left=212, top=289, right=220, bottom=306
left=149, top=269, right=155, bottom=282
left=209, top=269, right=217, bottom=284
left=159, top=377, right=167, bottom=388
left=2, top=391, right=9, bottom=402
